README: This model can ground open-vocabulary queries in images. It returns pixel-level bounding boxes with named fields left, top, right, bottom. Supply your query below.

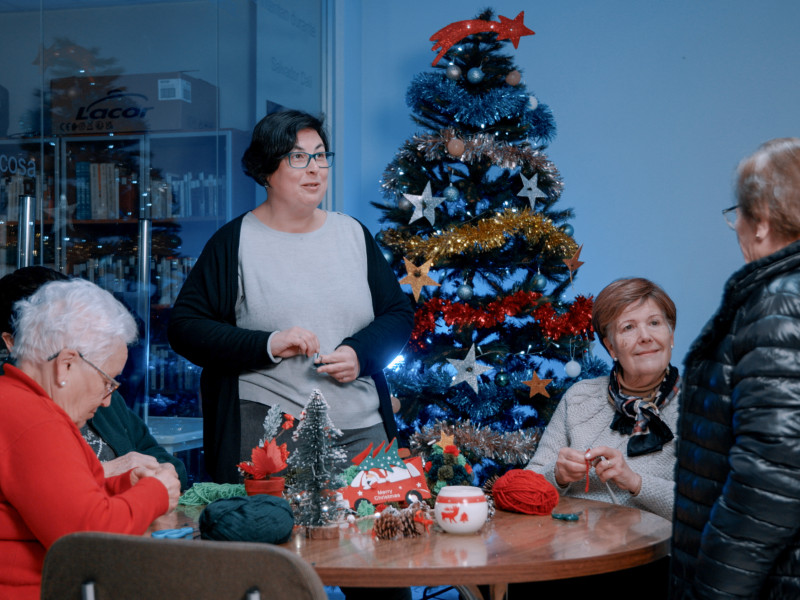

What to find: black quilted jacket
left=670, top=239, right=800, bottom=599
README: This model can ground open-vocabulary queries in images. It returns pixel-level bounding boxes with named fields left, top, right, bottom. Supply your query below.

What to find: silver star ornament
left=447, top=344, right=492, bottom=393
left=517, top=173, right=547, bottom=208
left=404, top=181, right=445, bottom=225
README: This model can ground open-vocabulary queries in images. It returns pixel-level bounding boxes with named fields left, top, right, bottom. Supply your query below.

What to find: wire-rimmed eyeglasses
left=47, top=350, right=121, bottom=398
left=722, top=205, right=739, bottom=230
left=281, top=151, right=335, bottom=169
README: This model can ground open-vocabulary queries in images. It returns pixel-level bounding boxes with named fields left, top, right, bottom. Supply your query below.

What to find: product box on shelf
left=50, top=73, right=217, bottom=135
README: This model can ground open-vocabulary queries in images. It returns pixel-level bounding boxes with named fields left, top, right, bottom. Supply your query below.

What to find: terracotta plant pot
left=244, top=476, right=285, bottom=497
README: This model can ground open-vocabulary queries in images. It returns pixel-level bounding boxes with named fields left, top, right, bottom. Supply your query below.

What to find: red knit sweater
left=0, top=365, right=168, bottom=599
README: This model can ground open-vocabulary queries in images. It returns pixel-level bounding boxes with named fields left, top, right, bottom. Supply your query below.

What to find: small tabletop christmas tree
left=287, top=389, right=347, bottom=531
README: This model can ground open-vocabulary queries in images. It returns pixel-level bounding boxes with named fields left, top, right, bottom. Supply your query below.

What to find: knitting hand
left=586, top=446, right=642, bottom=495
left=102, top=451, right=159, bottom=478
left=271, top=327, right=320, bottom=358
left=316, top=345, right=360, bottom=383
left=553, top=447, right=589, bottom=487
left=132, top=463, right=181, bottom=512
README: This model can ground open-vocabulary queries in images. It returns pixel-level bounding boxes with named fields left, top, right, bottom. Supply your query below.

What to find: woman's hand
left=586, top=446, right=642, bottom=495
left=102, top=451, right=160, bottom=478
left=271, top=327, right=320, bottom=358
left=316, top=345, right=360, bottom=383
left=554, top=447, right=589, bottom=487
left=131, top=463, right=181, bottom=511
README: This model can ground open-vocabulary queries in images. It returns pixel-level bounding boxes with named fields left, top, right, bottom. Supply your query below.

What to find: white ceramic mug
left=434, top=485, right=488, bottom=534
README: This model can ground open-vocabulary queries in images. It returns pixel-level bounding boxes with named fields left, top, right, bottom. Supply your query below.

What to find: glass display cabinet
left=0, top=0, right=327, bottom=483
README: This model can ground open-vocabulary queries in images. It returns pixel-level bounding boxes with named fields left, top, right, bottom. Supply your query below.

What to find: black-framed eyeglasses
left=48, top=350, right=121, bottom=398
left=722, top=205, right=739, bottom=230
left=281, top=151, right=334, bottom=169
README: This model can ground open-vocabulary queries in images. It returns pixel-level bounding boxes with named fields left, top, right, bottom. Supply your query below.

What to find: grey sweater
left=526, top=376, right=677, bottom=520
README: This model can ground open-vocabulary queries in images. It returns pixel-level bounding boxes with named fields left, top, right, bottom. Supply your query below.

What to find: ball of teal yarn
left=199, top=495, right=294, bottom=544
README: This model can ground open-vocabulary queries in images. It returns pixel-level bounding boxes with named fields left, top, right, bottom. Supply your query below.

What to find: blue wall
left=336, top=0, right=800, bottom=366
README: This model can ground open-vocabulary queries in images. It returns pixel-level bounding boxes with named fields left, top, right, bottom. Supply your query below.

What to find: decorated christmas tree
left=374, top=9, right=605, bottom=480
left=287, top=389, right=347, bottom=530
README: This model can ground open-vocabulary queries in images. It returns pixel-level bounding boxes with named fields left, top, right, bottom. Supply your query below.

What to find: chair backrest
left=41, top=531, right=328, bottom=600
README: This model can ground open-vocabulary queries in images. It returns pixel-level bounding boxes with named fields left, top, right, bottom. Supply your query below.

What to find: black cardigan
left=671, top=239, right=800, bottom=599
left=167, top=213, right=414, bottom=482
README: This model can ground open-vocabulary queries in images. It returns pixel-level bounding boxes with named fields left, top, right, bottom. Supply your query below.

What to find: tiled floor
left=325, top=586, right=461, bottom=599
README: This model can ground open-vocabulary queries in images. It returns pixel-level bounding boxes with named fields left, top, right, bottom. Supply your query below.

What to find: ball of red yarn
left=493, top=469, right=559, bottom=515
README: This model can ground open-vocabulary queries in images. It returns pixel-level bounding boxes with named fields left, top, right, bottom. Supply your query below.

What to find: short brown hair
left=737, top=137, right=800, bottom=243
left=241, top=110, right=329, bottom=187
left=592, top=277, right=676, bottom=345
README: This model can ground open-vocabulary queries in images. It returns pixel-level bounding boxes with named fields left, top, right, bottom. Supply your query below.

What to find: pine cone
left=374, top=509, right=402, bottom=540
left=399, top=508, right=420, bottom=537
left=483, top=474, right=500, bottom=496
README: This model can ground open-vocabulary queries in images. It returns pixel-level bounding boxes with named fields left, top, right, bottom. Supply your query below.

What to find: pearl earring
left=58, top=381, right=66, bottom=387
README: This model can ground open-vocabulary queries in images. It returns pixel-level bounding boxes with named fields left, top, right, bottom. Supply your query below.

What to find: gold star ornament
left=436, top=431, right=455, bottom=449
left=563, top=244, right=584, bottom=284
left=399, top=257, right=440, bottom=302
left=523, top=371, right=552, bottom=398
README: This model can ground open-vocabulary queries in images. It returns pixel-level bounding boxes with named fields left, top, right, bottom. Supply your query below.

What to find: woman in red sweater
left=0, top=278, right=180, bottom=599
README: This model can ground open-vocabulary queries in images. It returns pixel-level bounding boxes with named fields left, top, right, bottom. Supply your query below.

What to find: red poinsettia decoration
left=237, top=439, right=289, bottom=480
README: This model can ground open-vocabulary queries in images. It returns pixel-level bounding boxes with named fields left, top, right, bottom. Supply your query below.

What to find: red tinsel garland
left=409, top=291, right=594, bottom=350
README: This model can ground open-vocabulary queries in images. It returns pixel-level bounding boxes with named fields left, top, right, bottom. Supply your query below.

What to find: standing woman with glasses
left=0, top=278, right=180, bottom=600
left=168, top=110, right=414, bottom=485
left=670, top=138, right=800, bottom=598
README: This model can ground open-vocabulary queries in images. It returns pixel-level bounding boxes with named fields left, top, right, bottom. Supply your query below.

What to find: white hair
left=11, top=278, right=138, bottom=365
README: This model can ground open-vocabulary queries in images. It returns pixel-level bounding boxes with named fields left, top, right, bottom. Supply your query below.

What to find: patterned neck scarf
left=608, top=364, right=679, bottom=457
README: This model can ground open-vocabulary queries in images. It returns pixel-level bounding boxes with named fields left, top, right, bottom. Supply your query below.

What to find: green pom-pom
left=341, top=465, right=360, bottom=486
left=356, top=501, right=376, bottom=517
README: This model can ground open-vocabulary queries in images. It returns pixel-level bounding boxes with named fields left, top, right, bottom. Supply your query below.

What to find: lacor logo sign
left=0, top=154, right=35, bottom=177
left=74, top=89, right=154, bottom=120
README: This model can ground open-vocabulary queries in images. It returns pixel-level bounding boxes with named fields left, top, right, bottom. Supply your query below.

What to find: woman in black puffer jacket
left=670, top=138, right=800, bottom=599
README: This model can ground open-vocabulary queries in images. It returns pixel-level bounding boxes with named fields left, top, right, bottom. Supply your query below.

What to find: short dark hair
left=592, top=277, right=676, bottom=346
left=0, top=266, right=68, bottom=334
left=737, top=137, right=800, bottom=243
left=241, top=110, right=329, bottom=187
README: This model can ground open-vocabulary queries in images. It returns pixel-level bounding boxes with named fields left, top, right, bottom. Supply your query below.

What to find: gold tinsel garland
left=380, top=208, right=577, bottom=264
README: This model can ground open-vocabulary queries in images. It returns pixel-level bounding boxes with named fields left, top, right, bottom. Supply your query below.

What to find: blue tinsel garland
left=406, top=72, right=555, bottom=142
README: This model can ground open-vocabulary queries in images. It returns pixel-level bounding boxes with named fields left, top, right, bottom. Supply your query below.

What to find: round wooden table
left=164, top=496, right=671, bottom=600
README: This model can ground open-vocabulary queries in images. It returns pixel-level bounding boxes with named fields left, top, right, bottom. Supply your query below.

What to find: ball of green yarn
left=199, top=495, right=294, bottom=544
